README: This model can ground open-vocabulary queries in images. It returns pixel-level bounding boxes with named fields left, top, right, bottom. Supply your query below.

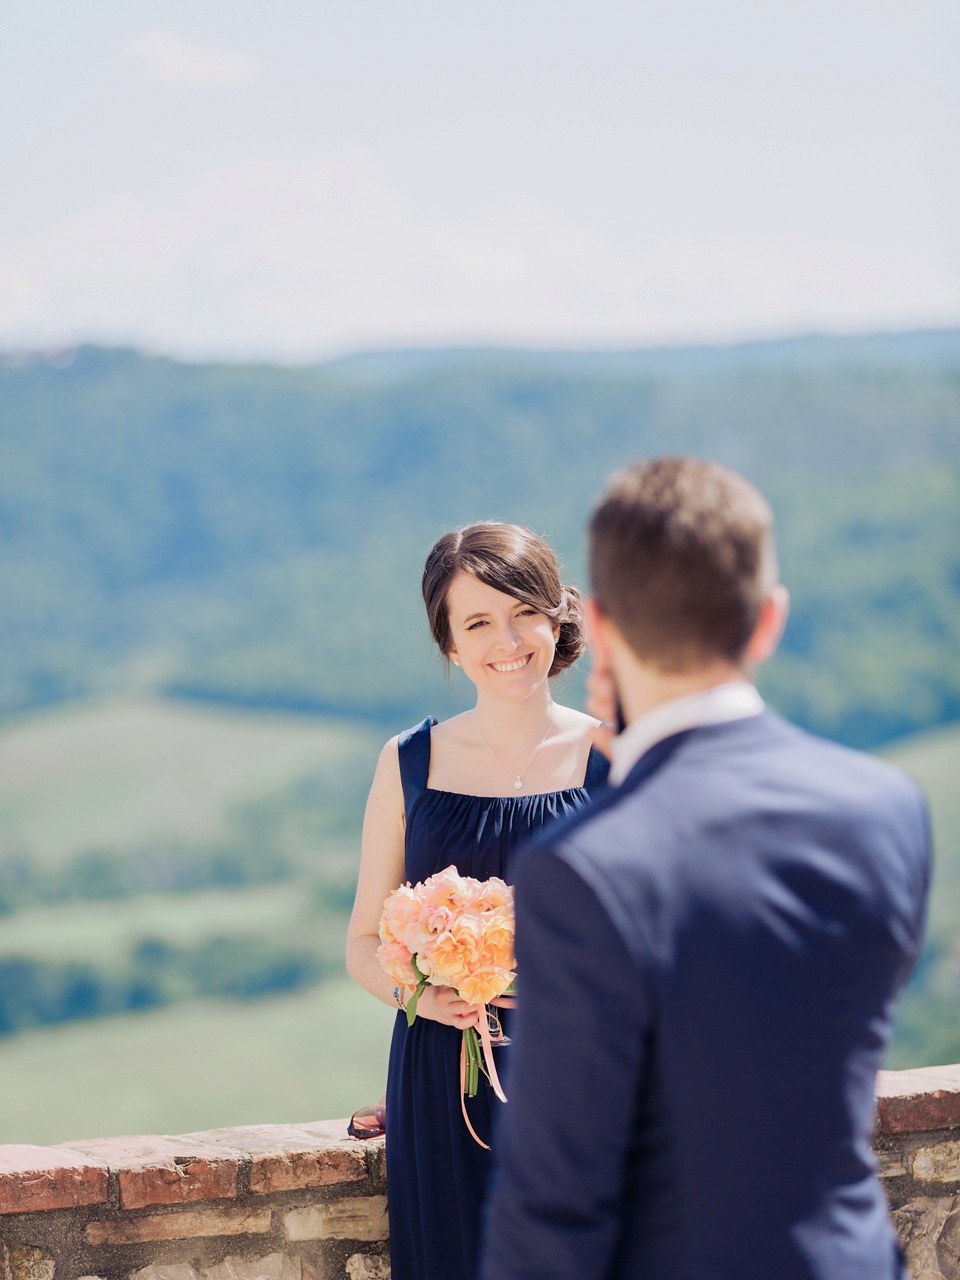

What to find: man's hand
left=585, top=667, right=619, bottom=761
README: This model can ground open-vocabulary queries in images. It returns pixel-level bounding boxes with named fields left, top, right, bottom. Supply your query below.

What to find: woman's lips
left=489, top=653, right=533, bottom=673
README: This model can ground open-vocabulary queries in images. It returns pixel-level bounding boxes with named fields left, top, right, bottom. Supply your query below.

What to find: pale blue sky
left=2, top=0, right=957, bottom=359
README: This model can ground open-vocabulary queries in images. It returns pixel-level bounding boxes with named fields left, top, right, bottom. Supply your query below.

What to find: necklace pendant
left=514, top=778, right=523, bottom=790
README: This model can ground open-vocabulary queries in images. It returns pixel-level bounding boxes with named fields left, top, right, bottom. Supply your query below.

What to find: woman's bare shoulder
left=368, top=734, right=402, bottom=794
left=552, top=704, right=600, bottom=735
left=429, top=711, right=475, bottom=744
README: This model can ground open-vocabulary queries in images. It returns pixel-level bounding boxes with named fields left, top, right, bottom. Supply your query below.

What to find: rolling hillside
left=882, top=722, right=960, bottom=1069
left=0, top=704, right=955, bottom=1142
left=0, top=696, right=379, bottom=867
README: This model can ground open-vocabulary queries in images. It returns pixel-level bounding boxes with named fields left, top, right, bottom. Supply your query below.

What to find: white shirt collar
left=609, top=681, right=764, bottom=786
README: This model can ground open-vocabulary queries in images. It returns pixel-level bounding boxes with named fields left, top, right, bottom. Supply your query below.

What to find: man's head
left=589, top=457, right=783, bottom=675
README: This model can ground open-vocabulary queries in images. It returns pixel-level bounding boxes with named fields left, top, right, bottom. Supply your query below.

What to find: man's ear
left=585, top=597, right=614, bottom=669
left=745, top=585, right=789, bottom=664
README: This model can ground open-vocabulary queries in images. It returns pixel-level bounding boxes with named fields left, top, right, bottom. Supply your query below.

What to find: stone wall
left=2, top=1064, right=960, bottom=1280
left=0, top=1120, right=388, bottom=1280
left=878, top=1064, right=960, bottom=1280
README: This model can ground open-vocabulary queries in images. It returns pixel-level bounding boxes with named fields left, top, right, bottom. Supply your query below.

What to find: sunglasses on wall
left=348, top=1103, right=387, bottom=1140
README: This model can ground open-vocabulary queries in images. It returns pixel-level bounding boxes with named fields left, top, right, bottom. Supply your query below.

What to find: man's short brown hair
left=589, top=457, right=778, bottom=672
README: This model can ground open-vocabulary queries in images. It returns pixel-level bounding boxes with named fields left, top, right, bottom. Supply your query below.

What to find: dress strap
left=397, top=716, right=438, bottom=824
left=584, top=745, right=611, bottom=792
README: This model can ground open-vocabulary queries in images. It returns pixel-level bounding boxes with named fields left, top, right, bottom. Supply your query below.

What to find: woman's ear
left=449, top=649, right=460, bottom=667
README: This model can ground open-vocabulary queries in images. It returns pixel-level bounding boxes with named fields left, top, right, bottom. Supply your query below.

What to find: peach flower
left=477, top=904, right=515, bottom=972
left=458, top=965, right=516, bottom=1007
left=378, top=865, right=515, bottom=1002
left=380, top=883, right=422, bottom=947
left=421, top=865, right=472, bottom=910
left=376, top=937, right=418, bottom=990
left=474, top=876, right=513, bottom=912
left=421, top=914, right=482, bottom=986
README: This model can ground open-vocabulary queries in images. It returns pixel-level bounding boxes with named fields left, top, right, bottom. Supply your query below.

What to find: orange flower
left=421, top=913, right=482, bottom=987
left=477, top=903, right=515, bottom=973
left=458, top=964, right=516, bottom=1007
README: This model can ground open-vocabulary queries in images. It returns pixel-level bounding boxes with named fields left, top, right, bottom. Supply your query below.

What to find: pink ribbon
left=459, top=1004, right=508, bottom=1148
left=477, top=1007, right=508, bottom=1104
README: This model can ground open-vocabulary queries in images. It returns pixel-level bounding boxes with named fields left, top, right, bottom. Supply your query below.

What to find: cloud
left=125, top=31, right=261, bottom=88
left=0, top=153, right=955, bottom=360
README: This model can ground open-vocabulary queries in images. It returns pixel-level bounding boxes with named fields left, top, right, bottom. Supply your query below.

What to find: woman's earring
left=451, top=658, right=460, bottom=667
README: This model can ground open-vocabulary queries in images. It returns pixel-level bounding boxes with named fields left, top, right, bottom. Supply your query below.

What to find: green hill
left=885, top=722, right=960, bottom=944
left=0, top=708, right=955, bottom=1141
left=0, top=696, right=378, bottom=868
left=1, top=329, right=958, bottom=749
left=0, top=980, right=394, bottom=1145
left=884, top=722, right=960, bottom=1069
left=0, top=699, right=393, bottom=1145
left=0, top=698, right=381, bottom=1044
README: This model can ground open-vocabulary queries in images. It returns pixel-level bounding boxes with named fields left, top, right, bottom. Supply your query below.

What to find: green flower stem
left=464, top=1026, right=481, bottom=1096
left=405, top=955, right=429, bottom=1027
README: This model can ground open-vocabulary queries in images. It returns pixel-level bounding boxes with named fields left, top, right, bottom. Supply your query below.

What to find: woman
left=346, top=522, right=608, bottom=1280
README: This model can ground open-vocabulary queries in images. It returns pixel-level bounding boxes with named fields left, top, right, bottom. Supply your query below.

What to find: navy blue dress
left=385, top=716, right=608, bottom=1280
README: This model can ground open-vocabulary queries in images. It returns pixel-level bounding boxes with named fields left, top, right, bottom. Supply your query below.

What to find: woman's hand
left=417, top=984, right=482, bottom=1030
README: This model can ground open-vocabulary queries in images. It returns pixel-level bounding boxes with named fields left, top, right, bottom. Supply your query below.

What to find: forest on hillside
left=1, top=328, right=958, bottom=749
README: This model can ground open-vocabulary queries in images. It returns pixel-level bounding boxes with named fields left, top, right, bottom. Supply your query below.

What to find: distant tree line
left=0, top=842, right=295, bottom=915
left=0, top=936, right=328, bottom=1037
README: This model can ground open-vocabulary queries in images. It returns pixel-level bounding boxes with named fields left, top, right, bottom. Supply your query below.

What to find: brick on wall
left=0, top=1147, right=108, bottom=1216
left=56, top=1136, right=239, bottom=1210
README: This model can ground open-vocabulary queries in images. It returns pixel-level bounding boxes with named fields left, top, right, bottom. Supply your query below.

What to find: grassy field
left=0, top=881, right=354, bottom=969
left=0, top=979, right=395, bottom=1144
left=0, top=700, right=956, bottom=1142
left=884, top=721, right=960, bottom=944
left=0, top=695, right=391, bottom=1142
left=881, top=723, right=960, bottom=1069
left=0, top=696, right=380, bottom=866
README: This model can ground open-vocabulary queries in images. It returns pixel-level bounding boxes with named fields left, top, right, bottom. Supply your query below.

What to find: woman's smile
left=489, top=654, right=533, bottom=673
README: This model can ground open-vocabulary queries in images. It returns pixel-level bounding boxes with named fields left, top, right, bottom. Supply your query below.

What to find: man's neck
left=616, top=655, right=750, bottom=726
left=608, top=671, right=764, bottom=786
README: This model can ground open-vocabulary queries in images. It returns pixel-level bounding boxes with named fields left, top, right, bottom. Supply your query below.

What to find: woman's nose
left=496, top=624, right=521, bottom=651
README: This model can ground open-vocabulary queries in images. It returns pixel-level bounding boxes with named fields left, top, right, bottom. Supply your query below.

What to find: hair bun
left=550, top=584, right=586, bottom=677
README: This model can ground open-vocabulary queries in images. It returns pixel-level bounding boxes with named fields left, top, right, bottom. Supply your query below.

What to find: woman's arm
left=346, top=737, right=407, bottom=1007
left=345, top=737, right=481, bottom=1030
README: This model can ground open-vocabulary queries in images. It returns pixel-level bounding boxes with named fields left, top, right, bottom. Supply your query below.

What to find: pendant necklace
left=473, top=712, right=555, bottom=790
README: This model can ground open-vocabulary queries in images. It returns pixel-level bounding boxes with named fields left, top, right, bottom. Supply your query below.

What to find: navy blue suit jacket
left=481, top=711, right=931, bottom=1280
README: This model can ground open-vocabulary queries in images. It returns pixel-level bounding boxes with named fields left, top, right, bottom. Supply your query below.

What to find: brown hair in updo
left=422, top=522, right=585, bottom=678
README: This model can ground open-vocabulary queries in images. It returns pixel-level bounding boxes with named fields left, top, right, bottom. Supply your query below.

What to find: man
left=481, top=458, right=931, bottom=1280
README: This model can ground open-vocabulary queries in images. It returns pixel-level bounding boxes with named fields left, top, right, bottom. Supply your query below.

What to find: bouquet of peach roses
left=377, top=865, right=516, bottom=1146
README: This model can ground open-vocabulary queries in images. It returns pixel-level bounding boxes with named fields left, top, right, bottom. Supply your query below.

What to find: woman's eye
left=467, top=619, right=487, bottom=630
left=517, top=608, right=537, bottom=617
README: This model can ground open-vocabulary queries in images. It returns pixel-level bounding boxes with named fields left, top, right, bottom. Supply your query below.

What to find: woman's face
left=445, top=572, right=559, bottom=702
